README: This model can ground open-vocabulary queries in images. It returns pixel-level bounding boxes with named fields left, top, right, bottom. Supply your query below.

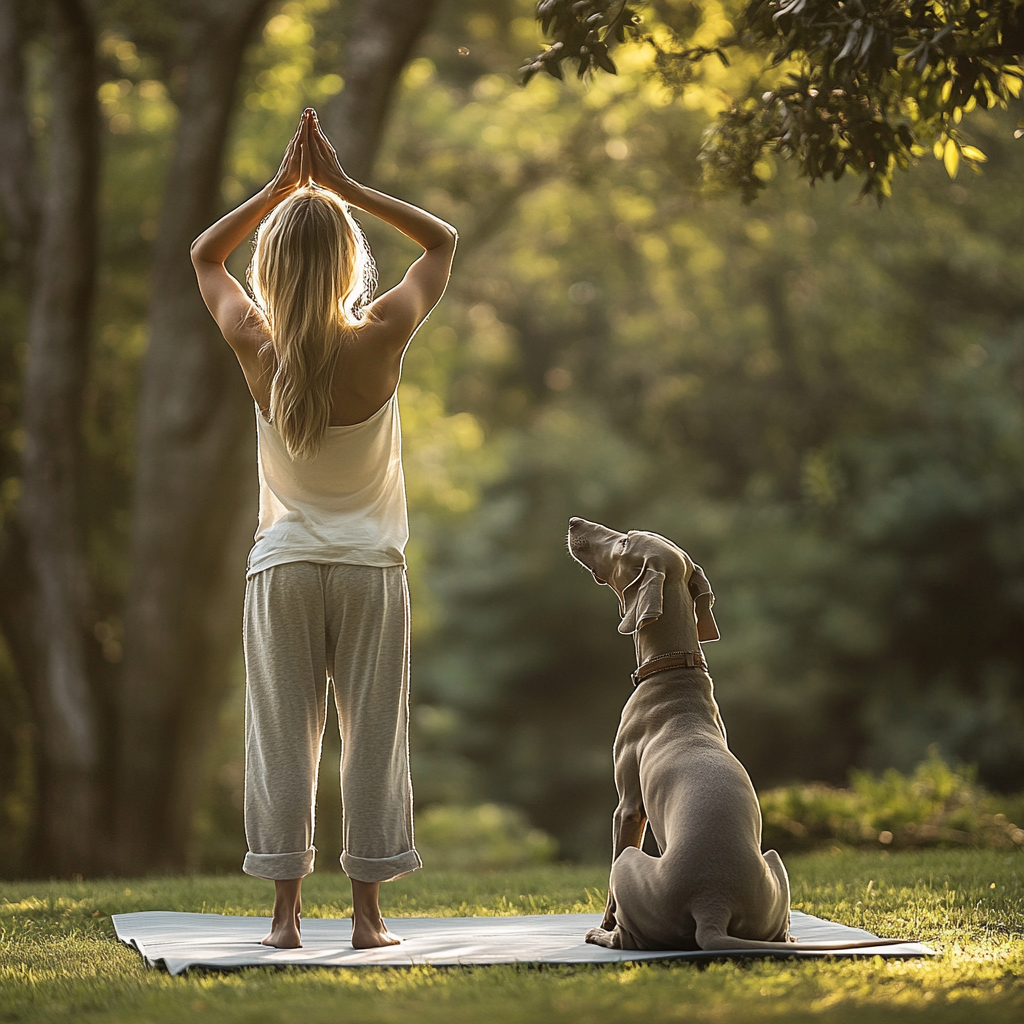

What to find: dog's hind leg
left=587, top=847, right=690, bottom=951
left=587, top=847, right=646, bottom=948
left=587, top=848, right=645, bottom=948
left=763, top=849, right=792, bottom=941
left=584, top=924, right=624, bottom=948
left=691, top=853, right=794, bottom=951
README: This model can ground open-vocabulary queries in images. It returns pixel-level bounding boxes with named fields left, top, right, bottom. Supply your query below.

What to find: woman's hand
left=190, top=112, right=315, bottom=323
left=308, top=110, right=356, bottom=197
left=267, top=110, right=312, bottom=200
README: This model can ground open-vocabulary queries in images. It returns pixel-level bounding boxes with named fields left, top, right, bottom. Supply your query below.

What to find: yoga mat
left=112, top=910, right=935, bottom=974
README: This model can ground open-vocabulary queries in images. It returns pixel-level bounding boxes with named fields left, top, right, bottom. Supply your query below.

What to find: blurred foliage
left=415, top=803, right=559, bottom=869
left=2, top=0, right=1023, bottom=875
left=528, top=0, right=1024, bottom=201
left=761, top=750, right=1024, bottom=853
left=368, top=8, right=1024, bottom=859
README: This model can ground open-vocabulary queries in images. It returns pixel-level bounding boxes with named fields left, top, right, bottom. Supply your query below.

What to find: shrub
left=416, top=803, right=558, bottom=870
left=760, top=750, right=1024, bottom=854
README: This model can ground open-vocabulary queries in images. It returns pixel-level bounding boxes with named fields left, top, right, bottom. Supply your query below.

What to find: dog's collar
left=631, top=650, right=707, bottom=687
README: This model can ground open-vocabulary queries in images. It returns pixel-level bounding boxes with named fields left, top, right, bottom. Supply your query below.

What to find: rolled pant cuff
left=341, top=848, right=422, bottom=882
left=243, top=846, right=316, bottom=880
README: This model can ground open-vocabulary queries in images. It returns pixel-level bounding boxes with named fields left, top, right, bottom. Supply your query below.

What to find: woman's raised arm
left=307, top=111, right=456, bottom=348
left=190, top=111, right=312, bottom=348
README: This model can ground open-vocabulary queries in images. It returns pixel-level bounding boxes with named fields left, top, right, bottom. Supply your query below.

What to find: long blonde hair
left=248, top=186, right=376, bottom=459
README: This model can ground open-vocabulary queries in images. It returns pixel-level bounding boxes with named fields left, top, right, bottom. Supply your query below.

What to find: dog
left=568, top=518, right=901, bottom=952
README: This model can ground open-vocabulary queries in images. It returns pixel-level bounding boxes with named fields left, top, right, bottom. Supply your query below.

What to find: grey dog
left=568, top=518, right=900, bottom=952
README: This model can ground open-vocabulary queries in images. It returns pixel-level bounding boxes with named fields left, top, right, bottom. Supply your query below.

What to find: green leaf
left=943, top=138, right=960, bottom=179
left=594, top=48, right=616, bottom=74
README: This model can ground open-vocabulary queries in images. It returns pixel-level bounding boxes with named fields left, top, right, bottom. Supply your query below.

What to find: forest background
left=1, top=0, right=1023, bottom=878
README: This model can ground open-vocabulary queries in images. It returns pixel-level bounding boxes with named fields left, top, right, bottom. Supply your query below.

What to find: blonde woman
left=190, top=109, right=456, bottom=948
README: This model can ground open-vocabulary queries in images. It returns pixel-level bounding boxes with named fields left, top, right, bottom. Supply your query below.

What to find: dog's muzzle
left=567, top=518, right=589, bottom=551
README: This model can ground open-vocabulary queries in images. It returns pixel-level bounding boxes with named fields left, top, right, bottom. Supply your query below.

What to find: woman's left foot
left=262, top=911, right=301, bottom=948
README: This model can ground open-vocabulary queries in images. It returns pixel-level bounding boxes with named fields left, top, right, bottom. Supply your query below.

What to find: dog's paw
left=585, top=927, right=621, bottom=949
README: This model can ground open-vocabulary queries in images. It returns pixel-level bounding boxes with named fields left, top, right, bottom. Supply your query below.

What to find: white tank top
left=247, top=392, right=409, bottom=578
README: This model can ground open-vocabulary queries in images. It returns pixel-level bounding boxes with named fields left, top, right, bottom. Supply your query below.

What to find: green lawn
left=2, top=851, right=1022, bottom=1023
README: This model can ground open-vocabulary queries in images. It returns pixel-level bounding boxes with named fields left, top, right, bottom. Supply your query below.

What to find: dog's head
left=567, top=517, right=719, bottom=640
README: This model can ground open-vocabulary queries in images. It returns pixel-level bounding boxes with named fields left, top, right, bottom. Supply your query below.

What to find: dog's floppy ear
left=688, top=562, right=720, bottom=642
left=617, top=564, right=666, bottom=635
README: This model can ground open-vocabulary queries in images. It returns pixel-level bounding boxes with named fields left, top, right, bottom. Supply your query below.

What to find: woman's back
left=323, top=321, right=404, bottom=426
left=249, top=390, right=408, bottom=577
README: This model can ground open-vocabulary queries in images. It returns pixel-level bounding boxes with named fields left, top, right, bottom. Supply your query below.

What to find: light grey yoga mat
left=112, top=910, right=935, bottom=974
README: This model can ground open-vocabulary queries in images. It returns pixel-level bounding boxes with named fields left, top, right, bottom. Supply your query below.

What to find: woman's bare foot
left=262, top=877, right=303, bottom=948
left=351, top=917, right=401, bottom=948
left=350, top=878, right=401, bottom=948
left=262, top=910, right=302, bottom=948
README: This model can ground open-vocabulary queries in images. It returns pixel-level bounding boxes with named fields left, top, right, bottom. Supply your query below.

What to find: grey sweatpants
left=242, top=561, right=421, bottom=882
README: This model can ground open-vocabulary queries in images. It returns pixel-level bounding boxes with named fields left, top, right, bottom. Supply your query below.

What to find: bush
left=416, top=803, right=558, bottom=870
left=760, top=750, right=1024, bottom=854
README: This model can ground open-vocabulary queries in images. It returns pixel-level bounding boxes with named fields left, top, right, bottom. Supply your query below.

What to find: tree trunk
left=322, top=0, right=439, bottom=182
left=0, top=5, right=43, bottom=878
left=0, top=0, right=39, bottom=275
left=16, top=0, right=101, bottom=876
left=116, top=0, right=272, bottom=873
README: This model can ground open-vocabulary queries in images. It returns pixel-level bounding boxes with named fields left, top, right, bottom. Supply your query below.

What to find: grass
left=1, top=851, right=1023, bottom=1023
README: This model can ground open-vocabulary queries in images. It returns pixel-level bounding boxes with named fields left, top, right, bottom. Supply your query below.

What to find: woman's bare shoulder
left=344, top=312, right=410, bottom=363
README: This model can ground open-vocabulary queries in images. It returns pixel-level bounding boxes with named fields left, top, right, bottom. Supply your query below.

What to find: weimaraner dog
left=567, top=518, right=901, bottom=952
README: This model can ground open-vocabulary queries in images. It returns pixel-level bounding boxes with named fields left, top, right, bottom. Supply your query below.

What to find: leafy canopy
left=525, top=0, right=1024, bottom=200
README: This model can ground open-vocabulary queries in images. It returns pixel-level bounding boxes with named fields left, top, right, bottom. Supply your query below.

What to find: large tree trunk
left=0, top=6, right=43, bottom=877
left=0, top=0, right=38, bottom=275
left=322, top=0, right=438, bottom=182
left=116, top=0, right=272, bottom=873
left=16, top=0, right=101, bottom=876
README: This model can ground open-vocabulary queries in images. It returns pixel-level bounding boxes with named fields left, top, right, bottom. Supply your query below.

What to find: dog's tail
left=691, top=853, right=906, bottom=953
left=693, top=920, right=908, bottom=953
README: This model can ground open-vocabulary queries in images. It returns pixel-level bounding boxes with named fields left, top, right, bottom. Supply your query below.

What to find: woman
left=190, top=109, right=457, bottom=949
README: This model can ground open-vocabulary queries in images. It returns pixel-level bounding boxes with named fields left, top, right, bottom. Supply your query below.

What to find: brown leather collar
left=631, top=650, right=707, bottom=687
